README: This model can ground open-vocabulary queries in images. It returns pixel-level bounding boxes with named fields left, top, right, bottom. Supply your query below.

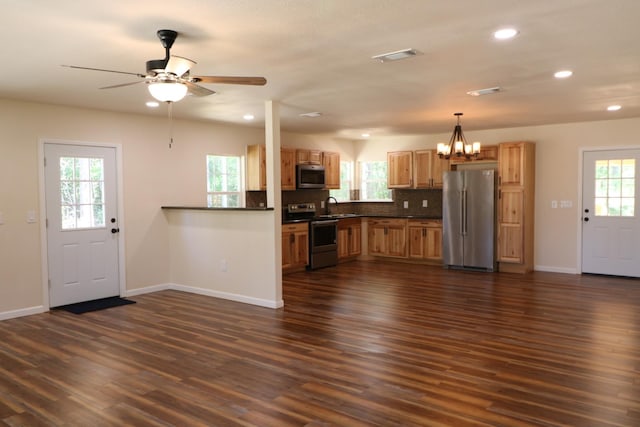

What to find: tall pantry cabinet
left=497, top=141, right=535, bottom=273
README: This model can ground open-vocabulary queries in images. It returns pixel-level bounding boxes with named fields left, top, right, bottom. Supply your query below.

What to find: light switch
left=422, top=200, right=428, bottom=208
left=551, top=200, right=558, bottom=209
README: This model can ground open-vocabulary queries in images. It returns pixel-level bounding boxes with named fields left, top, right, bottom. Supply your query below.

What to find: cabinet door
left=498, top=143, right=524, bottom=186
left=293, top=230, right=309, bottom=266
left=498, top=189, right=523, bottom=263
left=282, top=232, right=293, bottom=269
left=387, top=151, right=413, bottom=188
left=430, top=155, right=449, bottom=188
left=296, top=149, right=322, bottom=165
left=337, top=226, right=350, bottom=258
left=386, top=224, right=407, bottom=257
left=246, top=144, right=266, bottom=191
left=368, top=223, right=387, bottom=255
left=349, top=224, right=361, bottom=256
left=425, top=226, right=443, bottom=260
left=281, top=148, right=296, bottom=191
left=408, top=226, right=426, bottom=258
left=323, top=151, right=340, bottom=189
left=414, top=150, right=431, bottom=188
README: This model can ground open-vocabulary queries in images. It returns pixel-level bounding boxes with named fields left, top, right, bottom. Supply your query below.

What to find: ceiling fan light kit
left=437, top=113, right=481, bottom=160
left=147, top=81, right=188, bottom=103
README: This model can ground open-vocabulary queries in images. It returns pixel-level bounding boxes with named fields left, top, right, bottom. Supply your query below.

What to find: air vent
left=299, top=112, right=323, bottom=118
left=467, top=86, right=501, bottom=97
left=372, top=48, right=420, bottom=62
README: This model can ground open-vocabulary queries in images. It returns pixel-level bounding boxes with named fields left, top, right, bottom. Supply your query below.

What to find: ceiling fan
left=63, top=29, right=267, bottom=103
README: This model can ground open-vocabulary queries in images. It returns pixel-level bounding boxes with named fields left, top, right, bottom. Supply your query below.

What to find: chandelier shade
left=437, top=113, right=481, bottom=159
left=147, top=81, right=188, bottom=103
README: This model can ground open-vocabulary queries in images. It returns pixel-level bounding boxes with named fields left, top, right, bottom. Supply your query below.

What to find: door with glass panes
left=582, top=149, right=639, bottom=277
left=44, top=143, right=120, bottom=307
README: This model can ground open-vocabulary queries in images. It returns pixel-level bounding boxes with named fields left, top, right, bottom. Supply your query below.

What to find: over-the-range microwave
left=296, top=164, right=325, bottom=189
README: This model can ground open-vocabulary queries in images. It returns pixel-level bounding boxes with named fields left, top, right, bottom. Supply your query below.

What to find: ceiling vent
left=467, top=86, right=501, bottom=97
left=299, top=112, right=322, bottom=118
left=372, top=48, right=420, bottom=62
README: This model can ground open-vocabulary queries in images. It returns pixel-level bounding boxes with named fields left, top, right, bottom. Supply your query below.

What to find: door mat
left=57, top=296, right=136, bottom=314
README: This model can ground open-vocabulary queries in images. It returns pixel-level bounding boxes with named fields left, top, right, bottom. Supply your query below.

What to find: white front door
left=44, top=143, right=121, bottom=307
left=582, top=149, right=640, bottom=277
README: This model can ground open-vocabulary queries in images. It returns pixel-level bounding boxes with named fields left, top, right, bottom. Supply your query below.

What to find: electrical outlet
left=220, top=260, right=228, bottom=272
left=320, top=201, right=325, bottom=209
left=403, top=201, right=409, bottom=209
left=422, top=200, right=428, bottom=208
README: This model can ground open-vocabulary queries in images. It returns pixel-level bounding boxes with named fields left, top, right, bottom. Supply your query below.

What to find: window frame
left=358, top=160, right=393, bottom=201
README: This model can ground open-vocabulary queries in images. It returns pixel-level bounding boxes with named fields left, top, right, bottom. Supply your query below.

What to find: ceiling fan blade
left=192, top=76, right=267, bottom=86
left=100, top=81, right=144, bottom=90
left=165, top=55, right=195, bottom=77
left=62, top=64, right=146, bottom=78
left=185, top=81, right=215, bottom=97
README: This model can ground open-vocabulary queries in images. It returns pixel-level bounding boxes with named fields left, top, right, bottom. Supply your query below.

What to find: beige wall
left=354, top=117, right=640, bottom=273
left=1, top=96, right=639, bottom=317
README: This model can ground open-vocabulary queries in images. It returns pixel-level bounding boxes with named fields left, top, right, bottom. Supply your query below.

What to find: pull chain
left=167, top=101, right=174, bottom=148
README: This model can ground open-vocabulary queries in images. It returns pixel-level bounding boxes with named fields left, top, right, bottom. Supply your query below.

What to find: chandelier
left=437, top=113, right=481, bottom=159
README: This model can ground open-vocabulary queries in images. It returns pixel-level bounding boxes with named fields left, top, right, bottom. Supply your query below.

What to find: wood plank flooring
left=1, top=261, right=640, bottom=426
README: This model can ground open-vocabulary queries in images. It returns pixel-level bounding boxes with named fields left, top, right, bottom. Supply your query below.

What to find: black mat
left=57, top=296, right=136, bottom=314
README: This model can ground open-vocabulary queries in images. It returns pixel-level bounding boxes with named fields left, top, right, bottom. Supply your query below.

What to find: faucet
left=325, top=196, right=338, bottom=215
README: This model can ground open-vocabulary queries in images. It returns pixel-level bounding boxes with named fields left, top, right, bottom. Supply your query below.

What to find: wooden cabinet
left=337, top=217, right=361, bottom=261
left=282, top=222, right=309, bottom=273
left=414, top=150, right=449, bottom=188
left=387, top=151, right=413, bottom=188
left=368, top=218, right=407, bottom=258
left=323, top=151, right=340, bottom=190
left=449, top=144, right=499, bottom=165
left=296, top=149, right=322, bottom=165
left=497, top=141, right=535, bottom=273
left=246, top=145, right=297, bottom=191
left=408, top=219, right=442, bottom=262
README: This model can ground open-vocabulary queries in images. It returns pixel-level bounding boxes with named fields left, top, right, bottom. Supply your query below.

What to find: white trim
left=38, top=138, right=126, bottom=310
left=124, top=283, right=172, bottom=297
left=534, top=265, right=579, bottom=275
left=0, top=306, right=48, bottom=321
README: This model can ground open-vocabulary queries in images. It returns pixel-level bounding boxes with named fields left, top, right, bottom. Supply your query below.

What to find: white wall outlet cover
left=422, top=200, right=428, bottom=207
left=551, top=200, right=558, bottom=208
left=403, top=201, right=409, bottom=208
left=27, top=210, right=37, bottom=223
left=320, top=201, right=325, bottom=208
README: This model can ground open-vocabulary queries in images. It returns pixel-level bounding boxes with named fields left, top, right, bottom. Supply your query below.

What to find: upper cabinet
left=449, top=145, right=499, bottom=165
left=296, top=149, right=322, bottom=165
left=246, top=145, right=297, bottom=191
left=414, top=149, right=449, bottom=189
left=387, top=151, right=414, bottom=188
left=323, top=151, right=340, bottom=189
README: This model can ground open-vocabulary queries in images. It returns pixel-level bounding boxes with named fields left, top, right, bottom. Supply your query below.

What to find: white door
left=44, top=143, right=120, bottom=307
left=582, top=149, right=640, bottom=277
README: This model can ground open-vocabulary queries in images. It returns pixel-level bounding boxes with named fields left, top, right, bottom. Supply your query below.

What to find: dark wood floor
left=1, top=262, right=639, bottom=426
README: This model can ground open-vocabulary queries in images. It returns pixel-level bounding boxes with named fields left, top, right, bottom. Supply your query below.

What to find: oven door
left=309, top=219, right=338, bottom=269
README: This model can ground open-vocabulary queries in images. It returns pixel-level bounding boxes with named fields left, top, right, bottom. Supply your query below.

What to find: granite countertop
left=283, top=214, right=442, bottom=224
left=162, top=206, right=274, bottom=211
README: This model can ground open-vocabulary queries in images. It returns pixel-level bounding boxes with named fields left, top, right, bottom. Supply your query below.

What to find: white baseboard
left=169, top=284, right=284, bottom=309
left=124, top=283, right=171, bottom=297
left=534, top=265, right=579, bottom=274
left=125, top=282, right=283, bottom=309
left=0, top=305, right=48, bottom=321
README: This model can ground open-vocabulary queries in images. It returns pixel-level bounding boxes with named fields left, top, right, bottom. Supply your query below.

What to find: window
left=594, top=158, right=635, bottom=216
left=59, top=156, right=105, bottom=230
left=329, top=161, right=353, bottom=201
left=206, top=155, right=245, bottom=208
left=360, top=161, right=392, bottom=201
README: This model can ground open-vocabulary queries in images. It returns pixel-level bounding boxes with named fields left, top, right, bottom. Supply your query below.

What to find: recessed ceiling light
left=299, top=112, right=322, bottom=118
left=146, top=101, right=160, bottom=108
left=554, top=70, right=573, bottom=79
left=372, top=48, right=420, bottom=62
left=467, top=86, right=501, bottom=97
left=361, top=133, right=370, bottom=138
left=494, top=28, right=518, bottom=40
left=243, top=113, right=255, bottom=121
left=607, top=105, right=622, bottom=111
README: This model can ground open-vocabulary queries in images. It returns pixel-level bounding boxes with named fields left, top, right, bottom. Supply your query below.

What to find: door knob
left=583, top=217, right=589, bottom=222
left=111, top=228, right=120, bottom=233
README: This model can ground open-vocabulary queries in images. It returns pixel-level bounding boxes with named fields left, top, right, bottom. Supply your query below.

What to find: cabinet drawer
left=282, top=222, right=309, bottom=233
left=368, top=218, right=407, bottom=227
left=408, top=219, right=442, bottom=227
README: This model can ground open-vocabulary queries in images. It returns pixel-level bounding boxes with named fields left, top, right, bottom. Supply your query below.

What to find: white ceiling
left=3, top=0, right=640, bottom=139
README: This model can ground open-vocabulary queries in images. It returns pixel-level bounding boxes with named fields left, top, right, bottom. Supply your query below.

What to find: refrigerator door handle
left=461, top=189, right=468, bottom=236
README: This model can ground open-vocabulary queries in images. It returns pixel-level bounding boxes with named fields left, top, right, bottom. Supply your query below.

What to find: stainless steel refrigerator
left=442, top=169, right=496, bottom=271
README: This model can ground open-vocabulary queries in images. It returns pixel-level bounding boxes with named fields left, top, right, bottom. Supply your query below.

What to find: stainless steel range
left=283, top=203, right=338, bottom=270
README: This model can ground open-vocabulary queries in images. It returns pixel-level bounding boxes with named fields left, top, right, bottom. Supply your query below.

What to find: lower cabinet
left=408, top=219, right=443, bottom=262
left=368, top=218, right=408, bottom=258
left=337, top=218, right=361, bottom=261
left=282, top=222, right=309, bottom=273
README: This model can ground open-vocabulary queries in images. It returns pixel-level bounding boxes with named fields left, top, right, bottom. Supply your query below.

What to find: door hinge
left=45, top=218, right=48, bottom=228
left=48, top=279, right=51, bottom=288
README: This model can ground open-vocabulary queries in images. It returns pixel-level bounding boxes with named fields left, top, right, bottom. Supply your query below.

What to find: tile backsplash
left=247, top=189, right=443, bottom=218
